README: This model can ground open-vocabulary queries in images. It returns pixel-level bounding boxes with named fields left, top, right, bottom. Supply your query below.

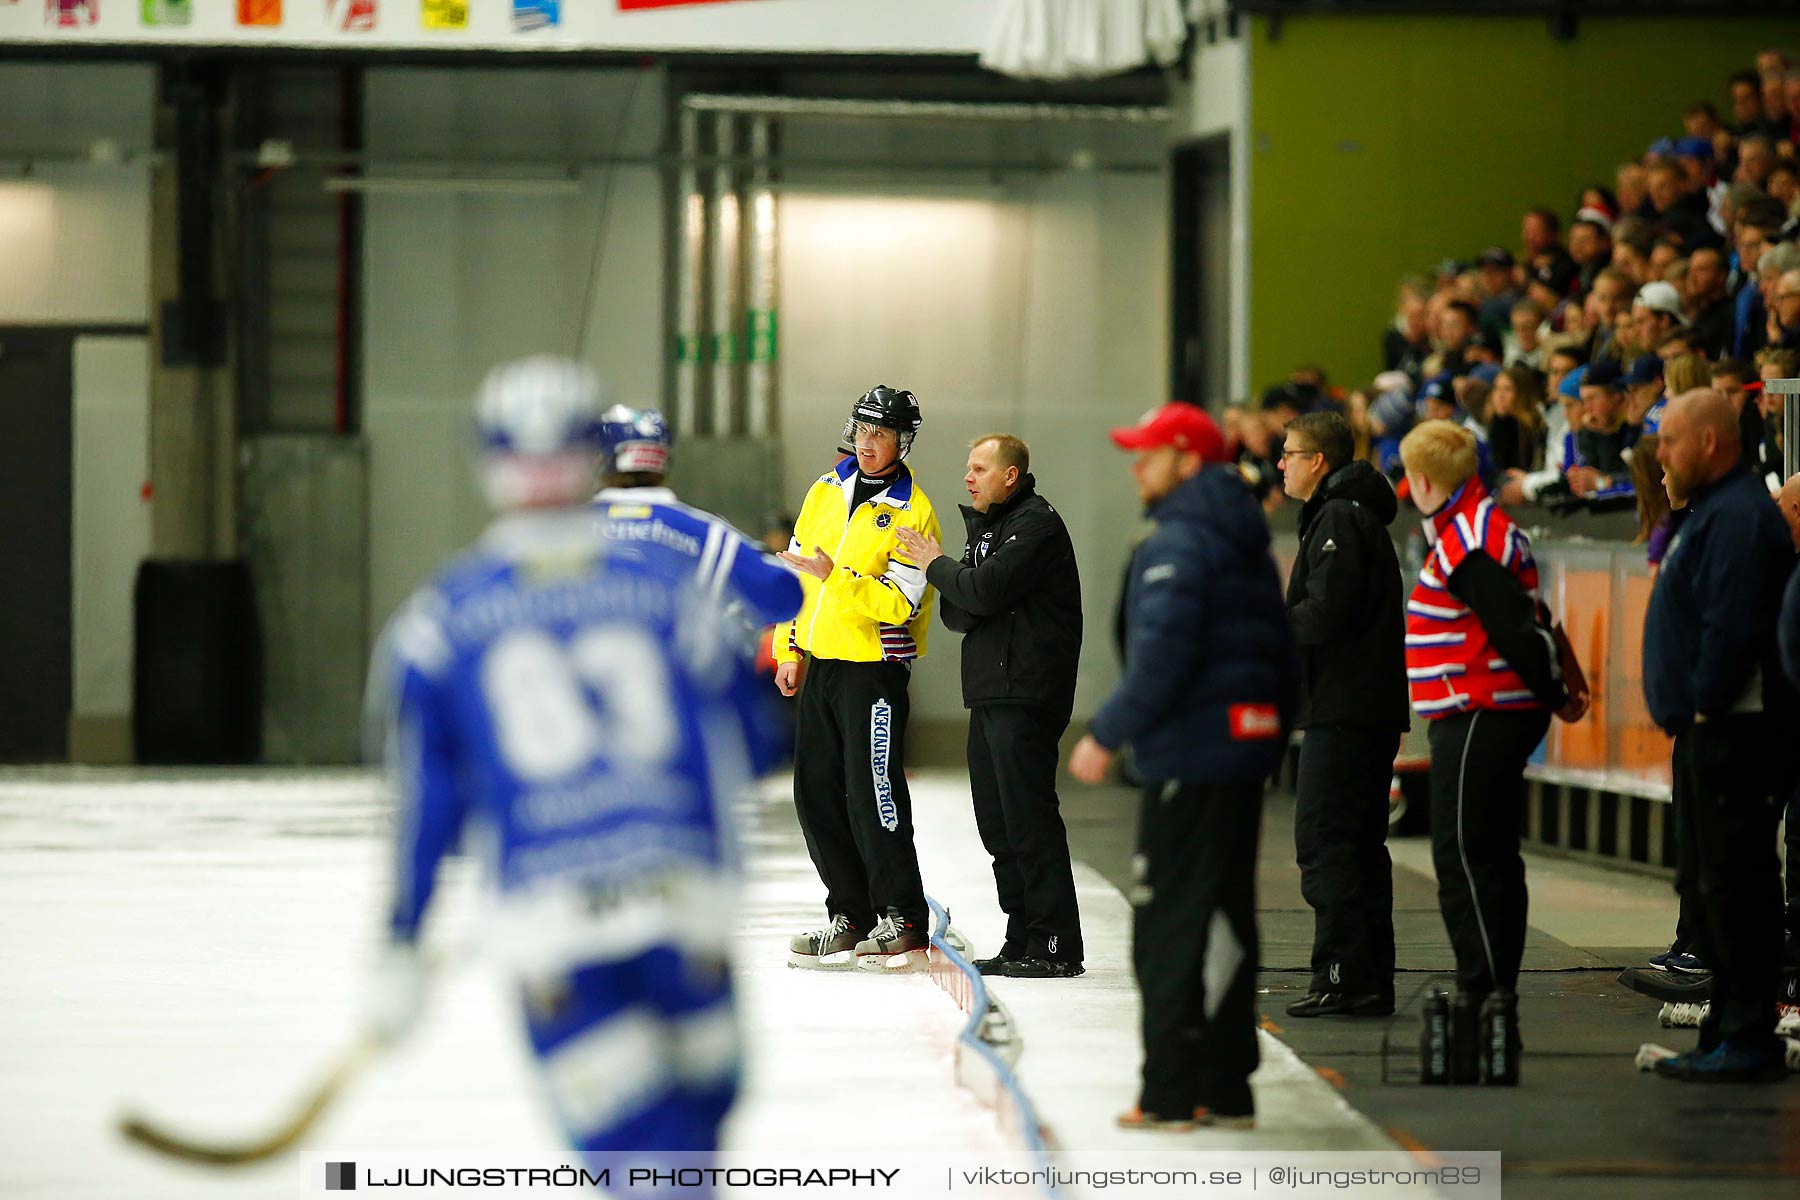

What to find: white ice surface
left=0, top=769, right=993, bottom=1200
left=903, top=770, right=1400, bottom=1154
left=0, top=766, right=1403, bottom=1200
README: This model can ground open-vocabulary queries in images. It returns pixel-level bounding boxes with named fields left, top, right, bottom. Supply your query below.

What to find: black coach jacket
left=928, top=476, right=1082, bottom=713
left=1285, top=460, right=1410, bottom=732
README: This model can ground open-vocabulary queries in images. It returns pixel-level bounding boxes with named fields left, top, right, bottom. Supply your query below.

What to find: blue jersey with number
left=374, top=503, right=801, bottom=972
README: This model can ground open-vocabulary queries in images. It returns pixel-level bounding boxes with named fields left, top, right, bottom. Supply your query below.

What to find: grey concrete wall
left=239, top=435, right=369, bottom=764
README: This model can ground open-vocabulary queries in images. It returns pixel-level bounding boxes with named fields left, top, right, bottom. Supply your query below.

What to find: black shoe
left=973, top=955, right=1010, bottom=976
left=1618, top=966, right=1713, bottom=1004
left=1285, top=991, right=1391, bottom=1018
left=997, top=957, right=1085, bottom=979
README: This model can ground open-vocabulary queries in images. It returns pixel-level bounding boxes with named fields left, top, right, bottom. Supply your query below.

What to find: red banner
left=618, top=0, right=761, bottom=10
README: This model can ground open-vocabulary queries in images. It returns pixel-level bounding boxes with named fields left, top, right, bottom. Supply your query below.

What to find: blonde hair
left=971, top=433, right=1029, bottom=474
left=1662, top=354, right=1710, bottom=396
left=1399, top=419, right=1479, bottom=489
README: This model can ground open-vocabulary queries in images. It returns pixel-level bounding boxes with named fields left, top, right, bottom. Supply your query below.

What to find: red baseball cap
left=1109, top=402, right=1228, bottom=463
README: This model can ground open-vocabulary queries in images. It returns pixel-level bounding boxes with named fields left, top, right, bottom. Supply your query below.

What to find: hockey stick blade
left=117, top=1035, right=379, bottom=1166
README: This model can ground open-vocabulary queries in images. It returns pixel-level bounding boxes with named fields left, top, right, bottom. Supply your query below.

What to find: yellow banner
left=422, top=0, right=466, bottom=29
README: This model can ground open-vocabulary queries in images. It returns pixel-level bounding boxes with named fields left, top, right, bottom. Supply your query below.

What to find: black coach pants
left=1294, top=726, right=1399, bottom=999
left=1673, top=715, right=1785, bottom=1048
left=1426, top=707, right=1551, bottom=998
left=792, top=657, right=928, bottom=930
left=1132, top=779, right=1262, bottom=1118
left=968, top=703, right=1084, bottom=964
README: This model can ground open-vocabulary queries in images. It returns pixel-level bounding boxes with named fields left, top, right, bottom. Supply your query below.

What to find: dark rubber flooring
left=1057, top=780, right=1800, bottom=1197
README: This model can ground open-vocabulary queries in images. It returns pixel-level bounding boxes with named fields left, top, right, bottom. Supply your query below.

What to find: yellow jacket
left=775, top=459, right=939, bottom=664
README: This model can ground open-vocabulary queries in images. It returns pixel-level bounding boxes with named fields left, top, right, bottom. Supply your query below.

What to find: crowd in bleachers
left=1226, top=47, right=1800, bottom=540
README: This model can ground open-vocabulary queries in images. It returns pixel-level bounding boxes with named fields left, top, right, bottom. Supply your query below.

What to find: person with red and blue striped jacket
left=1398, top=419, right=1583, bottom=1080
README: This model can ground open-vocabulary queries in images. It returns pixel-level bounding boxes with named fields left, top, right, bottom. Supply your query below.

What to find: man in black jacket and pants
left=1278, top=412, right=1410, bottom=1017
left=1644, top=389, right=1797, bottom=1083
left=895, top=434, right=1085, bottom=978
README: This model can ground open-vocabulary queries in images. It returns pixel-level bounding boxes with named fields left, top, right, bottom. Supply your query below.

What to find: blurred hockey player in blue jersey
left=364, top=356, right=801, bottom=1180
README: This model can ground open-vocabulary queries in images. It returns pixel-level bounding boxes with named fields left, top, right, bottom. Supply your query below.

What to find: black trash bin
left=133, top=559, right=263, bottom=765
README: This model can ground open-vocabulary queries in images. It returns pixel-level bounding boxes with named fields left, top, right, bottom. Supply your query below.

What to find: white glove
left=365, top=941, right=428, bottom=1048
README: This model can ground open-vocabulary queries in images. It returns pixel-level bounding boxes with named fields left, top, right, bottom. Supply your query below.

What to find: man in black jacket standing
left=1278, top=412, right=1410, bottom=1017
left=1644, top=389, right=1797, bottom=1083
left=894, top=434, right=1085, bottom=978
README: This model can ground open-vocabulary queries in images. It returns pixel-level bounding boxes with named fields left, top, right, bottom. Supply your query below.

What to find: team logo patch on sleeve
left=1227, top=703, right=1282, bottom=741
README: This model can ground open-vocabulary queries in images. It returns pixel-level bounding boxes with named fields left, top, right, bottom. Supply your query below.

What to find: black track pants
left=968, top=703, right=1084, bottom=963
left=1294, top=726, right=1399, bottom=998
left=1132, top=779, right=1262, bottom=1118
left=1426, top=708, right=1551, bottom=998
left=792, top=657, right=927, bottom=930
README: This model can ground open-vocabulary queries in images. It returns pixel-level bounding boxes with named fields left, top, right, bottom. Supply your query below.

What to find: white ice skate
left=1658, top=1000, right=1708, bottom=1028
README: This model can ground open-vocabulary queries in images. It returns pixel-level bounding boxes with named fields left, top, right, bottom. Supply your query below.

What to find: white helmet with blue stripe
left=473, top=355, right=607, bottom=510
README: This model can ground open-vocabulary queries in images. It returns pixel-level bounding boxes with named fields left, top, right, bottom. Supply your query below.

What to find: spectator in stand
left=1735, top=134, right=1777, bottom=190
left=1384, top=277, right=1434, bottom=387
left=1733, top=199, right=1785, bottom=357
left=1421, top=374, right=1460, bottom=426
left=1522, top=208, right=1574, bottom=280
left=1712, top=357, right=1769, bottom=475
left=1569, top=359, right=1637, bottom=501
left=1461, top=380, right=1494, bottom=441
left=1630, top=281, right=1685, bottom=360
left=1398, top=420, right=1579, bottom=1082
left=1487, top=364, right=1546, bottom=476
left=1465, top=329, right=1504, bottom=382
left=1766, top=267, right=1800, bottom=352
left=1233, top=404, right=1285, bottom=513
left=1644, top=388, right=1797, bottom=1084
left=1646, top=160, right=1718, bottom=251
left=1768, top=161, right=1799, bottom=213
left=1569, top=211, right=1614, bottom=299
left=1436, top=300, right=1478, bottom=377
left=1762, top=71, right=1791, bottom=143
left=1657, top=328, right=1701, bottom=361
left=1617, top=162, right=1649, bottom=220
left=1502, top=356, right=1586, bottom=507
left=1367, top=371, right=1416, bottom=476
left=1662, top=354, right=1710, bottom=401
left=1476, top=247, right=1521, bottom=340
left=1755, top=348, right=1795, bottom=495
left=1624, top=354, right=1668, bottom=436
left=1728, top=70, right=1768, bottom=136
left=1505, top=299, right=1547, bottom=369
left=1586, top=269, right=1637, bottom=362
left=1649, top=236, right=1684, bottom=282
left=1684, top=244, right=1734, bottom=356
left=1629, top=435, right=1674, bottom=566
left=1683, top=101, right=1722, bottom=144
left=1611, top=217, right=1657, bottom=286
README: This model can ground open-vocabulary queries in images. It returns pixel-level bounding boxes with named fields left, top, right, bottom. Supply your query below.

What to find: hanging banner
left=421, top=0, right=463, bottom=30
left=511, top=0, right=556, bottom=31
left=327, top=0, right=373, bottom=31
left=141, top=0, right=189, bottom=25
left=237, top=0, right=280, bottom=25
left=46, top=0, right=99, bottom=25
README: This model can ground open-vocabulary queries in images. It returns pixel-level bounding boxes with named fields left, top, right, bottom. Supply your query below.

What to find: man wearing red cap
left=1070, top=402, right=1299, bottom=1131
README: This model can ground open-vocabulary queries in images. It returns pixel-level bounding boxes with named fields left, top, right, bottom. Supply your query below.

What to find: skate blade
left=786, top=949, right=856, bottom=970
left=854, top=948, right=931, bottom=973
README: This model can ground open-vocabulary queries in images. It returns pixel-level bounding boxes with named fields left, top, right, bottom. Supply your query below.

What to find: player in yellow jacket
left=776, top=386, right=940, bottom=972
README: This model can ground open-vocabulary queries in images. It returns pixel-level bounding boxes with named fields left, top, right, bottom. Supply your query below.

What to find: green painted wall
left=1247, top=16, right=1797, bottom=392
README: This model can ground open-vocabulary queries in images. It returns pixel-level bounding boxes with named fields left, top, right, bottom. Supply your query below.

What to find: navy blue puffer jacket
left=1087, top=466, right=1300, bottom=783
